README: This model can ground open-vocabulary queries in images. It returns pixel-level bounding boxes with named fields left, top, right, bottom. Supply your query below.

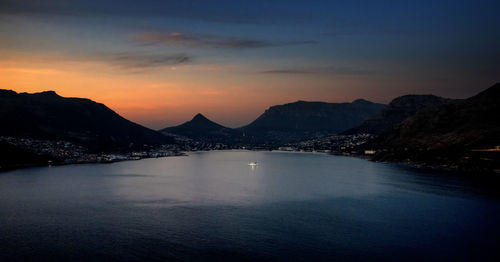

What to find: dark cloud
left=134, top=32, right=316, bottom=49
left=324, top=66, right=374, bottom=76
left=0, top=0, right=318, bottom=25
left=95, top=52, right=191, bottom=69
left=258, top=66, right=374, bottom=76
left=259, top=69, right=314, bottom=75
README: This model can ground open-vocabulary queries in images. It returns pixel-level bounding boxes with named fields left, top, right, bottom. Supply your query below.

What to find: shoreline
left=2, top=148, right=499, bottom=176
left=0, top=151, right=187, bottom=172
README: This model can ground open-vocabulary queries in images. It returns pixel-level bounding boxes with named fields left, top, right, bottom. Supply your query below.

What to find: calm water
left=1, top=151, right=500, bottom=261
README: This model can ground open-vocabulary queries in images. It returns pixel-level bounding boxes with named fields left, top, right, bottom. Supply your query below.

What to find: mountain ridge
left=367, top=83, right=500, bottom=170
left=239, top=99, right=385, bottom=142
left=0, top=89, right=174, bottom=151
left=343, top=94, right=457, bottom=135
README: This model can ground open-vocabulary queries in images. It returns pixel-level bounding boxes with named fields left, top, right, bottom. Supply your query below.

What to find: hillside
left=0, top=90, right=173, bottom=151
left=0, top=141, right=51, bottom=170
left=368, top=83, right=500, bottom=170
left=240, top=99, right=384, bottom=143
left=343, top=95, right=456, bottom=135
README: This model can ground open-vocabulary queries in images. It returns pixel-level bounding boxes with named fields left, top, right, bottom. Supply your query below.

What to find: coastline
left=351, top=154, right=500, bottom=175
left=0, top=151, right=187, bottom=172
left=3, top=148, right=499, bottom=176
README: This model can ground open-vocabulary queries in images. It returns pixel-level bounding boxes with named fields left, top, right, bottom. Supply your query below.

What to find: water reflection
left=0, top=151, right=499, bottom=261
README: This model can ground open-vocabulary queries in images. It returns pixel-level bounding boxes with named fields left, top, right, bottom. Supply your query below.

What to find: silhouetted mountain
left=368, top=83, right=500, bottom=170
left=0, top=90, right=173, bottom=151
left=343, top=95, right=456, bottom=135
left=240, top=99, right=384, bottom=142
left=160, top=113, right=242, bottom=143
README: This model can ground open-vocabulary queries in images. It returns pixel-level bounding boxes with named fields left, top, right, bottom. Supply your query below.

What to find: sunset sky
left=1, top=0, right=499, bottom=128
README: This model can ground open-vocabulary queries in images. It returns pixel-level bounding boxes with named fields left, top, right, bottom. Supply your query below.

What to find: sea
left=1, top=150, right=499, bottom=261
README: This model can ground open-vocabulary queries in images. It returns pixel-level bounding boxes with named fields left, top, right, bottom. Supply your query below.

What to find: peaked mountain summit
left=160, top=113, right=242, bottom=143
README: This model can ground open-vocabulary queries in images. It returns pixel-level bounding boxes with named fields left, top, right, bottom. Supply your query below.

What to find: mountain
left=160, top=113, right=242, bottom=143
left=240, top=99, right=385, bottom=143
left=0, top=89, right=173, bottom=151
left=343, top=95, right=456, bottom=135
left=368, top=83, right=500, bottom=170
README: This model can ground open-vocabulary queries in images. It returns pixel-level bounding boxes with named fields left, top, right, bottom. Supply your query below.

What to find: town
left=1, top=133, right=377, bottom=168
left=0, top=136, right=184, bottom=166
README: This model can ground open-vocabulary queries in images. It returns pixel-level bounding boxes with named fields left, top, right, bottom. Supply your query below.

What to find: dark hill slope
left=0, top=90, right=173, bottom=151
left=0, top=141, right=50, bottom=170
left=240, top=99, right=384, bottom=142
left=369, top=83, right=500, bottom=170
left=343, top=95, right=456, bottom=135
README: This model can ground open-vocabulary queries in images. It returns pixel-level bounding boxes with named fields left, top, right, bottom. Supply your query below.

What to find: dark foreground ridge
left=343, top=94, right=457, bottom=135
left=0, top=141, right=49, bottom=170
left=0, top=89, right=173, bottom=152
left=365, top=83, right=500, bottom=171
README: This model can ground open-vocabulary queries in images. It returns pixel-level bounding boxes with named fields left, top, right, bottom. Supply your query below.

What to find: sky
left=1, top=0, right=499, bottom=129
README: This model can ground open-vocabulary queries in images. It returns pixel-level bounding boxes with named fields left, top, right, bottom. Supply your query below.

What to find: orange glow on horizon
left=0, top=57, right=294, bottom=128
left=0, top=54, right=390, bottom=129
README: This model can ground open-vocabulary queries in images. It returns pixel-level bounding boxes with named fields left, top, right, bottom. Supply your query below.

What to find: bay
left=1, top=150, right=499, bottom=261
